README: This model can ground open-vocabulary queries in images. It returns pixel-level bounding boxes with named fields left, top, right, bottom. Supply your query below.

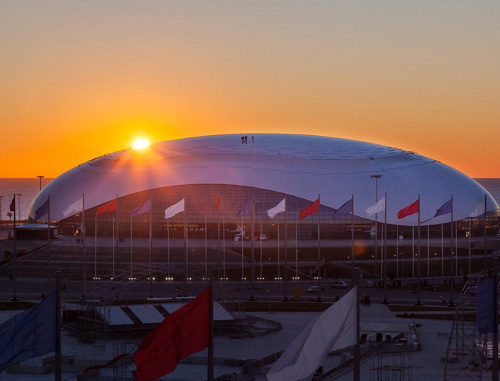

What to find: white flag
left=165, top=198, right=185, bottom=219
left=62, top=198, right=83, bottom=218
left=267, top=198, right=286, bottom=219
left=365, top=197, right=385, bottom=217
left=266, top=286, right=357, bottom=381
left=470, top=200, right=485, bottom=217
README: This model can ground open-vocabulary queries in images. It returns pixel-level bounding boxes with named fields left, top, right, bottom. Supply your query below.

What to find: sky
left=1, top=1, right=499, bottom=178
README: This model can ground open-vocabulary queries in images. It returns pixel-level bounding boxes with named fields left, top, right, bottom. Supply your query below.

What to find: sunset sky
left=1, top=1, right=499, bottom=178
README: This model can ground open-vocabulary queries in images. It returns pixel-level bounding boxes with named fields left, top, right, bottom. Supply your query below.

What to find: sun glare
left=132, top=138, right=151, bottom=150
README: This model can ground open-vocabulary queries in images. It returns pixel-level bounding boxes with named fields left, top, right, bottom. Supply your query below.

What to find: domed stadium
left=27, top=134, right=499, bottom=281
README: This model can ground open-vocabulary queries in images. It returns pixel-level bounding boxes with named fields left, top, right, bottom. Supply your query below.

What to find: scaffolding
left=443, top=279, right=499, bottom=380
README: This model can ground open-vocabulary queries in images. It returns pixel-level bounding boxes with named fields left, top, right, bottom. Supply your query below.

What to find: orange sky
left=1, top=1, right=499, bottom=178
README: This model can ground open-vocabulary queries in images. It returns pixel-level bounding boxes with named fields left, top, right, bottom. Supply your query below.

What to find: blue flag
left=433, top=199, right=452, bottom=218
left=0, top=291, right=57, bottom=373
left=34, top=199, right=49, bottom=221
left=237, top=201, right=252, bottom=217
left=477, top=277, right=496, bottom=334
left=131, top=198, right=151, bottom=218
left=332, top=199, right=353, bottom=219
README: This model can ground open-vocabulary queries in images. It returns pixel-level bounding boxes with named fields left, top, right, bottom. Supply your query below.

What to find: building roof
left=29, top=134, right=498, bottom=225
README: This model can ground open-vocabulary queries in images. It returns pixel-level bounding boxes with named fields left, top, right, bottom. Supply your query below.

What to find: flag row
left=32, top=193, right=490, bottom=223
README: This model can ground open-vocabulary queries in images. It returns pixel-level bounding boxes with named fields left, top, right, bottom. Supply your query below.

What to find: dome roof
left=29, top=134, right=498, bottom=225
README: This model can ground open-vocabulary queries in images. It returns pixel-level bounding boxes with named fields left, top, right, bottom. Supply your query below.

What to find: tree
left=6, top=212, right=12, bottom=221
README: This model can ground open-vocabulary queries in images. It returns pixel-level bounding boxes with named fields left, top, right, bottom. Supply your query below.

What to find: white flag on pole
left=470, top=200, right=485, bottom=218
left=266, top=286, right=357, bottom=381
left=365, top=197, right=385, bottom=217
left=267, top=198, right=286, bottom=219
left=62, top=198, right=83, bottom=218
left=165, top=198, right=185, bottom=219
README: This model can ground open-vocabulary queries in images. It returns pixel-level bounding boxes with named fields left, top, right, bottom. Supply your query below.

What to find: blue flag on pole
left=477, top=277, right=496, bottom=334
left=0, top=291, right=57, bottom=373
left=433, top=199, right=452, bottom=218
left=237, top=201, right=252, bottom=217
left=34, top=199, right=49, bottom=221
left=130, top=198, right=151, bottom=218
left=332, top=199, right=353, bottom=219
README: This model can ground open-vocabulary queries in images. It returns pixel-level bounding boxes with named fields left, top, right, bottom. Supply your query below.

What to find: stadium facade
left=29, top=134, right=498, bottom=241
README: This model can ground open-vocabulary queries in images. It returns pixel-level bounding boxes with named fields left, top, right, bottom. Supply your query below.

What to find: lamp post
left=370, top=175, right=382, bottom=275
left=37, top=176, right=44, bottom=190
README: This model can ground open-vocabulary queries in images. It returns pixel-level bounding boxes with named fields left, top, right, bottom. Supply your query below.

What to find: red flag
left=9, top=197, right=15, bottom=212
left=96, top=199, right=117, bottom=216
left=398, top=199, right=419, bottom=219
left=134, top=287, right=211, bottom=381
left=300, top=198, right=320, bottom=219
left=216, top=197, right=220, bottom=210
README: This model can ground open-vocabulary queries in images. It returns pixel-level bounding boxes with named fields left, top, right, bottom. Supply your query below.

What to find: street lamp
left=37, top=176, right=44, bottom=190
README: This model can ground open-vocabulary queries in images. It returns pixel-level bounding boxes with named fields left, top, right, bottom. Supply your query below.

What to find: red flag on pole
left=10, top=197, right=15, bottom=212
left=300, top=198, right=320, bottom=219
left=398, top=199, right=419, bottom=219
left=96, top=199, right=118, bottom=216
left=216, top=197, right=220, bottom=210
left=134, top=287, right=211, bottom=381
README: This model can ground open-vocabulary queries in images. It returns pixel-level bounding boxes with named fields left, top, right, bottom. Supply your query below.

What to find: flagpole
left=317, top=194, right=322, bottom=303
left=416, top=194, right=422, bottom=305
left=396, top=223, right=399, bottom=280
left=484, top=194, right=487, bottom=276
left=205, top=214, right=208, bottom=280
left=277, top=220, right=280, bottom=280
left=149, top=196, right=153, bottom=298
left=116, top=194, right=119, bottom=276
left=261, top=218, right=263, bottom=280
left=223, top=215, right=226, bottom=281
left=441, top=223, right=444, bottom=278
left=130, top=214, right=133, bottom=279
left=184, top=208, right=188, bottom=294
left=55, top=271, right=62, bottom=381
left=167, top=219, right=170, bottom=280
left=449, top=194, right=454, bottom=306
left=383, top=192, right=388, bottom=304
left=47, top=195, right=51, bottom=295
left=427, top=225, right=430, bottom=277
left=492, top=255, right=498, bottom=381
left=354, top=267, right=360, bottom=381
left=468, top=217, right=471, bottom=275
left=295, top=216, right=298, bottom=280
left=112, top=210, right=115, bottom=279
left=82, top=193, right=86, bottom=299
left=283, top=196, right=288, bottom=301
left=351, top=194, right=354, bottom=283
left=412, top=225, right=415, bottom=279
left=250, top=198, right=256, bottom=301
left=208, top=275, right=214, bottom=381
left=12, top=194, right=18, bottom=301
left=241, top=216, right=244, bottom=280
left=94, top=214, right=97, bottom=279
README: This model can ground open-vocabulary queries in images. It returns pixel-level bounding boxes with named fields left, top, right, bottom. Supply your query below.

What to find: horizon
left=2, top=1, right=499, bottom=178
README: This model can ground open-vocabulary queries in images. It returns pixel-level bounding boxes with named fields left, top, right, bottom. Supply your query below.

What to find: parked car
left=331, top=280, right=347, bottom=289
left=306, top=286, right=324, bottom=293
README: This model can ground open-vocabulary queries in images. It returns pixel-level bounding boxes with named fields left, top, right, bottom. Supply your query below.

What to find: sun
left=132, top=138, right=151, bottom=150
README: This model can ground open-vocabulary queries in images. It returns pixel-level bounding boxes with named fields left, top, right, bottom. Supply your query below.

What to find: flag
left=9, top=197, right=15, bottom=212
left=433, top=198, right=452, bottom=218
left=267, top=198, right=286, bottom=219
left=131, top=198, right=151, bottom=218
left=365, top=197, right=385, bottom=217
left=216, top=197, right=220, bottom=210
left=299, top=198, right=319, bottom=219
left=398, top=199, right=419, bottom=219
left=237, top=200, right=252, bottom=217
left=266, top=286, right=357, bottom=381
left=96, top=198, right=118, bottom=216
left=164, top=199, right=185, bottom=219
left=477, top=278, right=496, bottom=334
left=470, top=200, right=485, bottom=218
left=62, top=197, right=83, bottom=218
left=0, top=291, right=57, bottom=373
left=34, top=199, right=49, bottom=221
left=134, top=287, right=211, bottom=381
left=332, top=199, right=353, bottom=219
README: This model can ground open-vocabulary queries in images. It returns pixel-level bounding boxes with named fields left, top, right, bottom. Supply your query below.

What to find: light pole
left=37, top=176, right=44, bottom=190
left=370, top=175, right=382, bottom=276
